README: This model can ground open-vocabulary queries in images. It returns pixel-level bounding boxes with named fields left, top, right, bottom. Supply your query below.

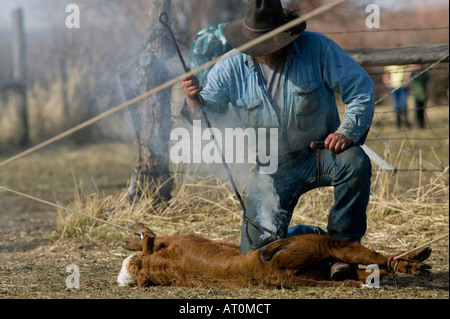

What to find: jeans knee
left=354, top=152, right=371, bottom=177
left=340, top=147, right=372, bottom=187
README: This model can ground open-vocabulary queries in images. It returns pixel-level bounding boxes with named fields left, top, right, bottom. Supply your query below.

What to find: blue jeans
left=391, top=87, right=408, bottom=112
left=240, top=145, right=372, bottom=254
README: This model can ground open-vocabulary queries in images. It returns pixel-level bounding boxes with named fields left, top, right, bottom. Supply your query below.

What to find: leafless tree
left=119, top=0, right=175, bottom=203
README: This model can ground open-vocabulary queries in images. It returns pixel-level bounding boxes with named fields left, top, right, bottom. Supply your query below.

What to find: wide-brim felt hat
left=223, top=0, right=306, bottom=56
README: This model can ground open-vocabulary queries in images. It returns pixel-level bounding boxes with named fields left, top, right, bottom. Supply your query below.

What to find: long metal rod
left=159, top=12, right=246, bottom=213
left=159, top=12, right=189, bottom=72
left=159, top=12, right=278, bottom=249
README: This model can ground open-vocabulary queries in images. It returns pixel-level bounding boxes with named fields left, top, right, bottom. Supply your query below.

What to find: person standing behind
left=408, top=64, right=430, bottom=129
left=383, top=65, right=412, bottom=129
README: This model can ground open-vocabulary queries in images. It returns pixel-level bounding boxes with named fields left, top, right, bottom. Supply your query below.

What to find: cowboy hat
left=223, top=0, right=306, bottom=56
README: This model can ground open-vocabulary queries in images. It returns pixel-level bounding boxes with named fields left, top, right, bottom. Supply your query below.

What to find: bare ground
left=0, top=140, right=448, bottom=304
left=0, top=184, right=448, bottom=301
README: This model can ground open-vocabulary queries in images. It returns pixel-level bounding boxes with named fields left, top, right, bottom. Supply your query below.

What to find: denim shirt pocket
left=293, top=81, right=322, bottom=115
left=293, top=81, right=322, bottom=130
left=235, top=98, right=263, bottom=128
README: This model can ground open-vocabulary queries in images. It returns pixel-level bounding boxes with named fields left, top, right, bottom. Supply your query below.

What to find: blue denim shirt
left=197, top=31, right=375, bottom=155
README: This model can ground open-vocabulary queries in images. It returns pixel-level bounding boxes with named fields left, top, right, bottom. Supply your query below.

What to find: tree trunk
left=126, top=0, right=174, bottom=203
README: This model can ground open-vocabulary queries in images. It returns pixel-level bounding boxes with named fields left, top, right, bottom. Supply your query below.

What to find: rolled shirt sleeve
left=322, top=40, right=375, bottom=145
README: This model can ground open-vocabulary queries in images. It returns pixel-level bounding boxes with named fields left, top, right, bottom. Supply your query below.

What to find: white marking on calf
left=117, top=255, right=134, bottom=287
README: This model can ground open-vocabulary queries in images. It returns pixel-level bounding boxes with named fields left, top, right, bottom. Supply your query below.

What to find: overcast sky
left=0, top=0, right=448, bottom=30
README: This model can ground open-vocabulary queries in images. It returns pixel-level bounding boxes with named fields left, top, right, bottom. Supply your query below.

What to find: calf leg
left=384, top=246, right=432, bottom=276
left=329, top=241, right=388, bottom=266
left=355, top=256, right=432, bottom=281
left=330, top=241, right=432, bottom=280
left=331, top=242, right=432, bottom=274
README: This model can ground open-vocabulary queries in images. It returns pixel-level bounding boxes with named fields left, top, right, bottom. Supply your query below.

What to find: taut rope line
left=0, top=0, right=347, bottom=169
left=0, top=185, right=141, bottom=236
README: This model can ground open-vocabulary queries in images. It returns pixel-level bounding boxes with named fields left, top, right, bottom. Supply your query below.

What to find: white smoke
left=247, top=173, right=283, bottom=241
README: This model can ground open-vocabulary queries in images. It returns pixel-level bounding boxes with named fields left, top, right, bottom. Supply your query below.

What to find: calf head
left=121, top=223, right=156, bottom=251
left=117, top=232, right=157, bottom=287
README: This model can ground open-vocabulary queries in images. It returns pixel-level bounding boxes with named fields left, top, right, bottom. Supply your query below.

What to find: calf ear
left=131, top=223, right=157, bottom=237
left=142, top=234, right=155, bottom=255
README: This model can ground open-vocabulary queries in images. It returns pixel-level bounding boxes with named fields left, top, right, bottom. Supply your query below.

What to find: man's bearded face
left=255, top=48, right=284, bottom=66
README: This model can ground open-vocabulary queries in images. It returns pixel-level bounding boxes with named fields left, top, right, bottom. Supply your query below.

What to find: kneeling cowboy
left=181, top=0, right=375, bottom=279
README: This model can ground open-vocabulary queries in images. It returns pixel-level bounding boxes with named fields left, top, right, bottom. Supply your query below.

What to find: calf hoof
left=401, top=246, right=432, bottom=262
left=331, top=262, right=358, bottom=281
left=413, top=262, right=432, bottom=276
left=413, top=247, right=432, bottom=262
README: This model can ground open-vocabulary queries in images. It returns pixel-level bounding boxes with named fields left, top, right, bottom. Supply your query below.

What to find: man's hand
left=324, top=133, right=354, bottom=153
left=182, top=73, right=203, bottom=101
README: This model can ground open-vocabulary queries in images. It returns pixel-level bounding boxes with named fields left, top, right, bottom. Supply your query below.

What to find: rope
left=386, top=233, right=450, bottom=273
left=0, top=0, right=348, bottom=169
left=0, top=77, right=179, bottom=168
left=0, top=185, right=141, bottom=236
left=373, top=104, right=449, bottom=115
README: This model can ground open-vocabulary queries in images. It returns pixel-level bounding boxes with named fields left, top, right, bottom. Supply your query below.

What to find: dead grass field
left=0, top=104, right=448, bottom=304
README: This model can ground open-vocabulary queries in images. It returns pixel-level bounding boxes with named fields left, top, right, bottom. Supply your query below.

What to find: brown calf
left=117, top=224, right=432, bottom=288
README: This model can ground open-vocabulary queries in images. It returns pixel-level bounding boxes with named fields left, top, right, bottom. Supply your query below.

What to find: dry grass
left=50, top=159, right=449, bottom=300
left=0, top=90, right=25, bottom=146
left=56, top=165, right=245, bottom=243
left=0, top=102, right=448, bottom=299
left=50, top=155, right=449, bottom=300
left=1, top=140, right=448, bottom=300
left=55, top=158, right=449, bottom=255
left=55, top=103, right=449, bottom=253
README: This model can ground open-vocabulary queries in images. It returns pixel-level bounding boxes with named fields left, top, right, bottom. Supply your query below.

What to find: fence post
left=11, top=7, right=29, bottom=146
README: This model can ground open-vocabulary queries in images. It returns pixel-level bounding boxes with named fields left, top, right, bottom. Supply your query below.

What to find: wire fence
left=323, top=26, right=449, bottom=35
